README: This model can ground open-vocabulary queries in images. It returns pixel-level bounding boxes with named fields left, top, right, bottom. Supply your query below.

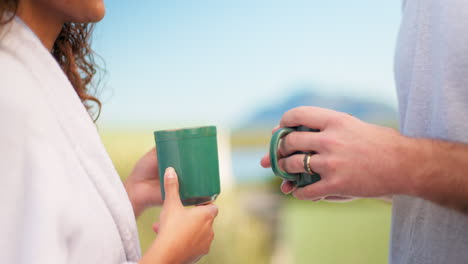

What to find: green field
left=100, top=129, right=392, bottom=264
left=282, top=199, right=391, bottom=263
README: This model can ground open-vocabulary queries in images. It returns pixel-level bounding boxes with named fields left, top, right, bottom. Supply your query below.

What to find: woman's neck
left=17, top=0, right=63, bottom=51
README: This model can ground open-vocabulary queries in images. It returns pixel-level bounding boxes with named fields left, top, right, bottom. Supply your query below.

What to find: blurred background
left=95, top=1, right=401, bottom=263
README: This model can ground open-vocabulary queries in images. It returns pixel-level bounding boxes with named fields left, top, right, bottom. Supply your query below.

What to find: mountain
left=236, top=87, right=398, bottom=131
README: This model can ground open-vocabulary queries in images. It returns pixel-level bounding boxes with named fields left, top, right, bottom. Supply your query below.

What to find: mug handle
left=269, top=127, right=300, bottom=181
left=270, top=127, right=322, bottom=187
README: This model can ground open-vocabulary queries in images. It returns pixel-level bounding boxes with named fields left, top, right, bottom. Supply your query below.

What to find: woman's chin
left=70, top=2, right=106, bottom=23
left=85, top=4, right=106, bottom=23
left=90, top=2, right=106, bottom=22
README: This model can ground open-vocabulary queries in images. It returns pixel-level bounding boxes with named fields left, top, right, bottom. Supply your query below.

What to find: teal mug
left=154, top=126, right=221, bottom=206
left=270, top=125, right=321, bottom=187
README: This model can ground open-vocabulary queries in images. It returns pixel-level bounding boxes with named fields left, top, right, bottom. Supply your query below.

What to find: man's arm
left=407, top=138, right=468, bottom=214
left=260, top=107, right=468, bottom=215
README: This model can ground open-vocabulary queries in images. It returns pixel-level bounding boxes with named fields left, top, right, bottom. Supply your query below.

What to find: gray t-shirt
left=392, top=0, right=468, bottom=263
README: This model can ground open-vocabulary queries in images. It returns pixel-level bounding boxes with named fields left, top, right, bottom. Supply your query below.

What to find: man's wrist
left=388, top=136, right=424, bottom=197
left=398, top=137, right=435, bottom=197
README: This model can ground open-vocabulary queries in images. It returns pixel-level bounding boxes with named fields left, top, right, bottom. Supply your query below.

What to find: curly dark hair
left=1, top=0, right=102, bottom=121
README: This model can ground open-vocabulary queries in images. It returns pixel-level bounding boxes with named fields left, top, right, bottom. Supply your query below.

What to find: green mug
left=270, top=125, right=321, bottom=187
left=154, top=126, right=221, bottom=206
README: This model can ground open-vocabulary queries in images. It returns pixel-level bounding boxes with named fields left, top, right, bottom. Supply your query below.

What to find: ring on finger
left=303, top=153, right=316, bottom=175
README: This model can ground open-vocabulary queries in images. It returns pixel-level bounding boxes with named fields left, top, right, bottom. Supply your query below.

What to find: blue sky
left=93, top=0, right=401, bottom=128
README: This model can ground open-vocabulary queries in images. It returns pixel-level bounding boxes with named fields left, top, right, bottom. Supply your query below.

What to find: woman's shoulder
left=0, top=48, right=39, bottom=97
left=0, top=49, right=60, bottom=133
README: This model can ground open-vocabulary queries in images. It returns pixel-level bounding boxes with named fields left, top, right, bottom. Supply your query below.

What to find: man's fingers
left=260, top=153, right=271, bottom=168
left=278, top=153, right=322, bottom=174
left=261, top=125, right=281, bottom=168
left=279, top=131, right=322, bottom=157
left=292, top=180, right=335, bottom=200
left=322, top=196, right=356, bottom=203
left=280, top=180, right=296, bottom=194
left=163, top=167, right=183, bottom=207
left=280, top=106, right=341, bottom=130
left=272, top=125, right=280, bottom=134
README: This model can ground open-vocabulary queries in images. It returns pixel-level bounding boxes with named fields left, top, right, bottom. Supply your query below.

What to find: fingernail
left=208, top=204, right=219, bottom=217
left=280, top=180, right=286, bottom=189
left=281, top=180, right=293, bottom=194
left=166, top=167, right=175, bottom=178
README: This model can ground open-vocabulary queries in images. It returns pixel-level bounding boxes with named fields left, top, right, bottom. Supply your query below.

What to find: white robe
left=0, top=18, right=141, bottom=263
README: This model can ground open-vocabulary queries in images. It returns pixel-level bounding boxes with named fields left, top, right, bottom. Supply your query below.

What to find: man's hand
left=261, top=106, right=468, bottom=214
left=261, top=106, right=413, bottom=200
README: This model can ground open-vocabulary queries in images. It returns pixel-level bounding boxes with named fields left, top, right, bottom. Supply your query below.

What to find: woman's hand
left=140, top=168, right=219, bottom=264
left=124, top=148, right=162, bottom=218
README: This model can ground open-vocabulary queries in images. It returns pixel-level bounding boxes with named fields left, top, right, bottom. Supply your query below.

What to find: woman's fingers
left=152, top=222, right=160, bottom=233
left=195, top=203, right=219, bottom=218
left=163, top=167, right=183, bottom=208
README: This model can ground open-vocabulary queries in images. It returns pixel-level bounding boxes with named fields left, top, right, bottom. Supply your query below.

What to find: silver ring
left=303, top=153, right=315, bottom=174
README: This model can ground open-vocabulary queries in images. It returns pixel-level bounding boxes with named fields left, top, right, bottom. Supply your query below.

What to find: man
left=261, top=1, right=468, bottom=263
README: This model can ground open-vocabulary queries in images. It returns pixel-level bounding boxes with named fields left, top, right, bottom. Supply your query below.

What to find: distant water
left=231, top=147, right=275, bottom=183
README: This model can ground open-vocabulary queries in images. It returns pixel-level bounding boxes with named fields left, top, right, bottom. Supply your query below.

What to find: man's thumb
left=163, top=167, right=182, bottom=207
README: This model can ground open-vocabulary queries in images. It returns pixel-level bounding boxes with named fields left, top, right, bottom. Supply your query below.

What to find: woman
left=0, top=0, right=218, bottom=263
